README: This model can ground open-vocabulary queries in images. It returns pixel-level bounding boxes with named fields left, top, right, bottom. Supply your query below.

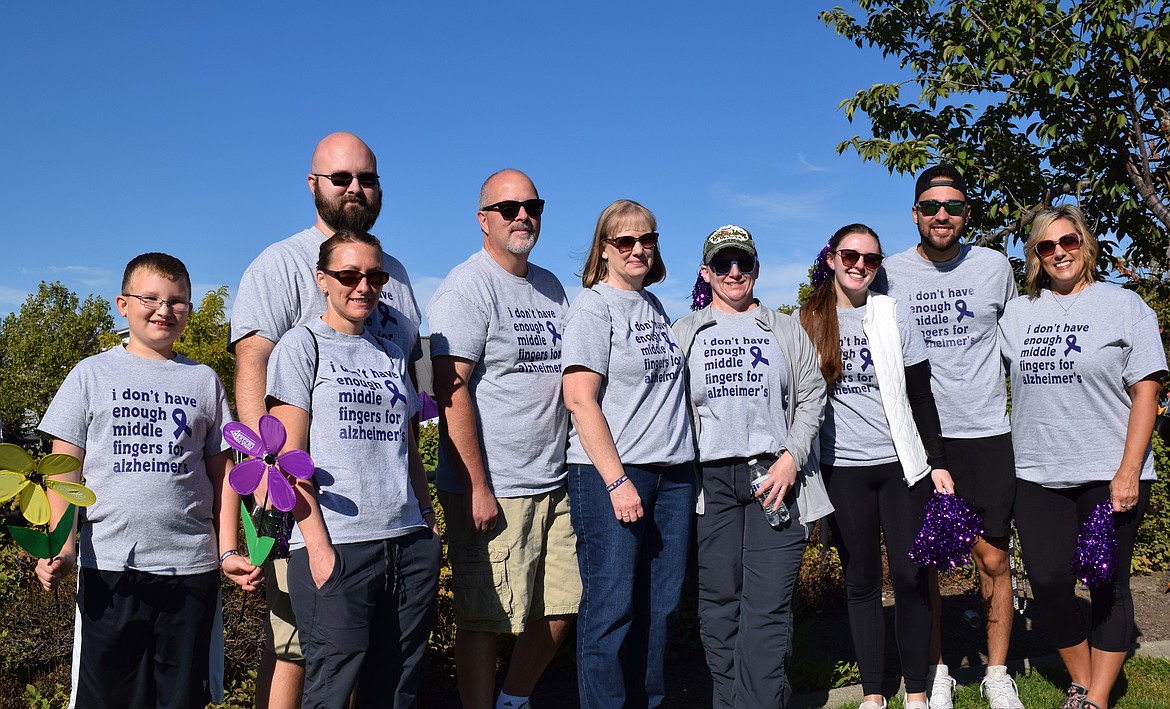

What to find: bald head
left=311, top=132, right=377, bottom=174
left=478, top=168, right=537, bottom=209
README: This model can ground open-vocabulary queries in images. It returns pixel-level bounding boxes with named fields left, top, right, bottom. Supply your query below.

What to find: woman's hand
left=1110, top=469, right=1140, bottom=513
left=222, top=555, right=264, bottom=592
left=609, top=476, right=644, bottom=523
left=758, top=453, right=798, bottom=509
left=931, top=468, right=955, bottom=494
left=309, top=545, right=336, bottom=590
left=35, top=551, right=76, bottom=592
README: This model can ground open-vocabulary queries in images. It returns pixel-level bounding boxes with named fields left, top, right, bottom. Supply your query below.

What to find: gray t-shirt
left=229, top=226, right=422, bottom=361
left=268, top=318, right=423, bottom=549
left=426, top=249, right=569, bottom=497
left=38, top=346, right=233, bottom=575
left=684, top=308, right=791, bottom=462
left=820, top=301, right=929, bottom=466
left=999, top=282, right=1167, bottom=487
left=879, top=244, right=1017, bottom=437
left=563, top=283, right=692, bottom=467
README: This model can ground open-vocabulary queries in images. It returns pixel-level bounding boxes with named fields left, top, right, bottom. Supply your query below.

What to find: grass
left=826, top=657, right=1170, bottom=709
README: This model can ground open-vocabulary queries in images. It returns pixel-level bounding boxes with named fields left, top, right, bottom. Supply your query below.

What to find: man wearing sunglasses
left=427, top=169, right=576, bottom=709
left=229, top=132, right=422, bottom=709
left=877, top=164, right=1023, bottom=709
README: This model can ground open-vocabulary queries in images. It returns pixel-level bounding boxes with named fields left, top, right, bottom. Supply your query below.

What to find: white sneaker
left=858, top=701, right=887, bottom=709
left=980, top=665, right=1024, bottom=709
left=928, top=665, right=956, bottom=709
left=905, top=697, right=929, bottom=709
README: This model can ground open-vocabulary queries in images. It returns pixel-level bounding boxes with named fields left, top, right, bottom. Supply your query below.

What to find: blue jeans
left=568, top=462, right=695, bottom=709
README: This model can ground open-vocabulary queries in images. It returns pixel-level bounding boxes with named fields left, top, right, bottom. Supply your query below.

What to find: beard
left=315, top=187, right=382, bottom=233
left=505, top=226, right=538, bottom=255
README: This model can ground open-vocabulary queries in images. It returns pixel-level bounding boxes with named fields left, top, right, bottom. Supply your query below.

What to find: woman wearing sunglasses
left=266, top=230, right=441, bottom=708
left=673, top=225, right=831, bottom=708
left=798, top=224, right=953, bottom=709
left=561, top=199, right=694, bottom=708
left=999, top=205, right=1166, bottom=709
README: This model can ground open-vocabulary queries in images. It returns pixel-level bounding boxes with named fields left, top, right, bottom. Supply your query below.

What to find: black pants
left=1014, top=479, right=1150, bottom=651
left=824, top=462, right=932, bottom=695
left=289, top=531, right=442, bottom=709
left=76, top=568, right=219, bottom=709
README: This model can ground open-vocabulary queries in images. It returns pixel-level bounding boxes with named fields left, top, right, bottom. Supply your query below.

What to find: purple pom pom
left=810, top=240, right=833, bottom=290
left=1073, top=502, right=1117, bottom=589
left=690, top=269, right=712, bottom=311
left=909, top=491, right=985, bottom=569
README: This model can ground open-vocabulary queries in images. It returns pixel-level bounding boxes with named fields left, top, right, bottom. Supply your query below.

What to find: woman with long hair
left=561, top=199, right=694, bottom=708
left=799, top=224, right=954, bottom=709
left=1000, top=205, right=1166, bottom=709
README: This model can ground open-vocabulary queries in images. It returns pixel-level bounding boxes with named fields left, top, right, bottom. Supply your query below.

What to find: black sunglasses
left=321, top=268, right=391, bottom=288
left=604, top=232, right=659, bottom=254
left=916, top=199, right=967, bottom=217
left=481, top=199, right=545, bottom=220
left=1034, top=232, right=1082, bottom=258
left=834, top=249, right=883, bottom=271
left=708, top=255, right=756, bottom=275
left=312, top=172, right=380, bottom=188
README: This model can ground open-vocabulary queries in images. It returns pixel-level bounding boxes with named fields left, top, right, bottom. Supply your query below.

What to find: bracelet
left=219, top=549, right=239, bottom=566
left=419, top=507, right=435, bottom=517
left=605, top=475, right=628, bottom=493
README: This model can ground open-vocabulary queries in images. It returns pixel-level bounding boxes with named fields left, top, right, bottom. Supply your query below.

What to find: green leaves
left=240, top=501, right=274, bottom=567
left=7, top=504, right=76, bottom=559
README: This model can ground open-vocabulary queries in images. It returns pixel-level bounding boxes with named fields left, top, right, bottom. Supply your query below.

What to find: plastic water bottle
left=748, top=458, right=790, bottom=527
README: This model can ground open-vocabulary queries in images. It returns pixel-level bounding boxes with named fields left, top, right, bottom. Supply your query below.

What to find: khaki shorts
left=263, top=557, right=303, bottom=661
left=439, top=487, right=581, bottom=634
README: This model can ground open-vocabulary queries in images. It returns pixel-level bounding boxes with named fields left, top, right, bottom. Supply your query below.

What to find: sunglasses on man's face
left=1034, top=233, right=1082, bottom=258
left=603, top=232, right=659, bottom=254
left=707, top=254, right=757, bottom=276
left=833, top=249, right=883, bottom=271
left=916, top=199, right=967, bottom=217
left=321, top=268, right=391, bottom=288
left=312, top=172, right=380, bottom=188
left=481, top=199, right=546, bottom=220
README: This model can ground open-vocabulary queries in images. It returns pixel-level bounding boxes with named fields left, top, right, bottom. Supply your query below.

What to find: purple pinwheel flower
left=222, top=415, right=315, bottom=512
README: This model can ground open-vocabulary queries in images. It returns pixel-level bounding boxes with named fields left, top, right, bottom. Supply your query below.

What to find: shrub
left=1133, top=431, right=1170, bottom=574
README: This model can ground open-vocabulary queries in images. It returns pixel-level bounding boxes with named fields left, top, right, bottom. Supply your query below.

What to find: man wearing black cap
left=878, top=165, right=1023, bottom=709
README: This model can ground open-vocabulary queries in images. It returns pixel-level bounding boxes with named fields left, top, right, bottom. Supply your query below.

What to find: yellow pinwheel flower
left=0, top=443, right=96, bottom=526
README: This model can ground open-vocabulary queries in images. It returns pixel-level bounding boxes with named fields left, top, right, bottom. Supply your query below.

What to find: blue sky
left=2, top=2, right=927, bottom=330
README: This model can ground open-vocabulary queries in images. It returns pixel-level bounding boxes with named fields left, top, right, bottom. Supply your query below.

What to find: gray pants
left=289, top=531, right=442, bottom=709
left=697, top=459, right=807, bottom=709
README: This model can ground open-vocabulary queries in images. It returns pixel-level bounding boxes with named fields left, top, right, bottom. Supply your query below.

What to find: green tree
left=821, top=0, right=1170, bottom=264
left=0, top=282, right=115, bottom=443
left=174, top=286, right=235, bottom=412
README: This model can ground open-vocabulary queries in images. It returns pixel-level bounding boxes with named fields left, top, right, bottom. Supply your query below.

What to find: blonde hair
left=579, top=199, right=665, bottom=288
left=1023, top=205, right=1100, bottom=298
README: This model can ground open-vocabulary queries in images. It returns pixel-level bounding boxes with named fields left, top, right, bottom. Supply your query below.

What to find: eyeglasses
left=708, top=254, right=757, bottom=275
left=1034, top=232, right=1082, bottom=258
left=122, top=294, right=192, bottom=314
left=320, top=268, right=391, bottom=288
left=480, top=199, right=545, bottom=220
left=604, top=232, right=659, bottom=254
left=833, top=249, right=883, bottom=271
left=311, top=172, right=380, bottom=188
left=916, top=199, right=967, bottom=216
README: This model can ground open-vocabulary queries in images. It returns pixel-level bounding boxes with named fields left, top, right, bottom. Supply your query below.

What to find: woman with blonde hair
left=1000, top=205, right=1166, bottom=709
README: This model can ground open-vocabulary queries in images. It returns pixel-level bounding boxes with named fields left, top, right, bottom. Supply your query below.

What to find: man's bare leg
left=255, top=650, right=304, bottom=709
left=455, top=629, right=499, bottom=709
left=500, top=616, right=574, bottom=697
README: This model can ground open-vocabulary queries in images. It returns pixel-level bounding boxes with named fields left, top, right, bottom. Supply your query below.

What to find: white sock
left=930, top=662, right=950, bottom=677
left=495, top=692, right=529, bottom=709
left=985, top=664, right=1009, bottom=678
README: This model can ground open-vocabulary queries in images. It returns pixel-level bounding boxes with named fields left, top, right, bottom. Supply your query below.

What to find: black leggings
left=824, top=462, right=932, bottom=695
left=1014, top=479, right=1150, bottom=652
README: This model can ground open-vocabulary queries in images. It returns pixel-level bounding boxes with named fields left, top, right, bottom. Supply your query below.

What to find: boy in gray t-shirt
left=37, top=253, right=256, bottom=709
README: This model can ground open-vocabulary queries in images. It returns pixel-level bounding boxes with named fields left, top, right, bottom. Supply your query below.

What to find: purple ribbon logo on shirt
left=750, top=346, right=769, bottom=368
left=385, top=380, right=406, bottom=408
left=376, top=302, right=396, bottom=330
left=546, top=320, right=562, bottom=345
left=171, top=409, right=192, bottom=440
left=661, top=329, right=678, bottom=352
left=1064, top=335, right=1081, bottom=357
left=955, top=299, right=974, bottom=322
left=859, top=347, right=873, bottom=371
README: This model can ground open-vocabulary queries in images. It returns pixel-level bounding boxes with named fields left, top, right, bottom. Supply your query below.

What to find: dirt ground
left=418, top=572, right=1170, bottom=707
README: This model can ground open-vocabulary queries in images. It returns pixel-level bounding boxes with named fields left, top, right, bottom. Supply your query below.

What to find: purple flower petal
left=277, top=450, right=315, bottom=480
left=229, top=458, right=266, bottom=495
left=267, top=468, right=298, bottom=512
left=222, top=422, right=264, bottom=457
left=259, top=414, right=286, bottom=455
